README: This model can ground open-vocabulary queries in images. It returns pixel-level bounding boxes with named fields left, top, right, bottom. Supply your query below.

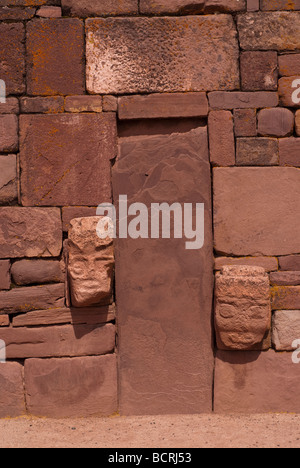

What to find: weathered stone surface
left=241, top=51, right=278, bottom=91
left=296, top=111, right=300, bottom=135
left=62, top=0, right=138, bottom=17
left=273, top=310, right=300, bottom=351
left=36, top=6, right=62, bottom=17
left=0, top=155, right=17, bottom=205
left=261, top=0, right=300, bottom=10
left=279, top=76, right=300, bottom=107
left=0, top=23, right=25, bottom=95
left=236, top=138, right=278, bottom=165
left=11, top=260, right=63, bottom=286
left=279, top=255, right=300, bottom=270
left=103, top=96, right=118, bottom=113
left=20, top=96, right=64, bottom=114
left=12, top=305, right=116, bottom=327
left=214, top=256, right=278, bottom=272
left=25, top=354, right=117, bottom=418
left=68, top=217, right=114, bottom=308
left=0, top=315, right=9, bottom=326
left=118, top=93, right=208, bottom=120
left=279, top=138, right=300, bottom=167
left=270, top=271, right=300, bottom=286
left=214, top=167, right=300, bottom=256
left=215, top=350, right=300, bottom=413
left=208, top=111, right=235, bottom=166
left=279, top=54, right=300, bottom=76
left=140, top=0, right=246, bottom=13
left=0, top=98, right=19, bottom=114
left=0, top=284, right=65, bottom=314
left=0, top=115, right=18, bottom=152
left=86, top=16, right=240, bottom=94
left=271, top=286, right=300, bottom=309
left=215, top=266, right=271, bottom=350
left=0, top=260, right=10, bottom=290
left=238, top=13, right=300, bottom=51
left=65, top=96, right=102, bottom=113
left=233, top=109, right=257, bottom=137
left=258, top=108, right=294, bottom=137
left=0, top=6, right=35, bottom=20
left=113, top=127, right=214, bottom=415
left=26, top=18, right=85, bottom=96
left=0, top=363, right=25, bottom=418
left=0, top=207, right=62, bottom=258
left=62, top=207, right=97, bottom=232
left=20, top=114, right=117, bottom=207
left=209, top=91, right=278, bottom=109
left=247, top=0, right=259, bottom=11
left=1, top=323, right=115, bottom=359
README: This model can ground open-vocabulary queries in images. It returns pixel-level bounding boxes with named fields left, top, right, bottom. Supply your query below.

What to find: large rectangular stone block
left=0, top=363, right=25, bottom=418
left=140, top=0, right=246, bottom=13
left=20, top=114, right=117, bottom=207
left=214, top=167, right=300, bottom=256
left=273, top=310, right=300, bottom=351
left=86, top=16, right=240, bottom=94
left=0, top=284, right=65, bottom=314
left=0, top=23, right=25, bottom=95
left=0, top=155, right=17, bottom=205
left=0, top=207, right=62, bottom=258
left=113, top=127, right=214, bottom=415
left=62, top=0, right=138, bottom=16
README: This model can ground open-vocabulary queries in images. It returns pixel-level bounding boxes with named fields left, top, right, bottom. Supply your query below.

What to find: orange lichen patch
left=271, top=286, right=300, bottom=309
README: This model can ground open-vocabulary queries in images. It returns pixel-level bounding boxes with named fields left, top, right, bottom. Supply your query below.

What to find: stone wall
left=0, top=0, right=300, bottom=417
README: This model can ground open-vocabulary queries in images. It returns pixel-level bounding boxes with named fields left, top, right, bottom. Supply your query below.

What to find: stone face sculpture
left=68, top=217, right=114, bottom=308
left=215, top=265, right=271, bottom=350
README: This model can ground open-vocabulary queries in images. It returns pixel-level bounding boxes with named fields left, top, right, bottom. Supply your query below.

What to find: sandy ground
left=0, top=414, right=300, bottom=448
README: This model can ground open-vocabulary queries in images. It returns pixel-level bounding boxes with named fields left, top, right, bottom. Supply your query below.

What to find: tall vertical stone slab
left=113, top=127, right=214, bottom=415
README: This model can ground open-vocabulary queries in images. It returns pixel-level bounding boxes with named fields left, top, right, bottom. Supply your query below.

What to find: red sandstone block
left=0, top=363, right=25, bottom=418
left=214, top=256, right=278, bottom=272
left=279, top=255, right=300, bottom=271
left=261, top=0, right=300, bottom=9
left=279, top=54, right=300, bottom=76
left=257, top=108, right=294, bottom=137
left=0, top=6, right=35, bottom=19
left=0, top=23, right=25, bottom=95
left=236, top=138, right=278, bottom=165
left=103, top=96, right=118, bottom=113
left=208, top=111, right=235, bottom=166
left=62, top=0, right=138, bottom=16
left=271, top=286, right=300, bottom=309
left=11, top=260, right=64, bottom=286
left=0, top=154, right=18, bottom=205
left=215, top=350, right=300, bottom=413
left=270, top=271, right=300, bottom=286
left=247, top=0, right=259, bottom=10
left=0, top=284, right=65, bottom=314
left=0, top=260, right=10, bottom=290
left=140, top=0, right=246, bottom=13
left=241, top=51, right=278, bottom=91
left=20, top=97, right=64, bottom=114
left=209, top=92, right=279, bottom=109
left=272, top=310, right=300, bottom=351
left=0, top=98, right=19, bottom=114
left=0, top=315, right=9, bottom=326
left=279, top=76, right=300, bottom=107
left=26, top=18, right=85, bottom=96
left=118, top=93, right=208, bottom=120
left=279, top=138, right=300, bottom=167
left=36, top=6, right=62, bottom=17
left=0, top=115, right=18, bottom=152
left=25, top=354, right=117, bottom=418
left=233, top=109, right=257, bottom=137
left=64, top=96, right=102, bottom=113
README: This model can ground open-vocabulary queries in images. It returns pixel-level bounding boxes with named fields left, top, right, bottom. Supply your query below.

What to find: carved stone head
left=68, top=217, right=114, bottom=308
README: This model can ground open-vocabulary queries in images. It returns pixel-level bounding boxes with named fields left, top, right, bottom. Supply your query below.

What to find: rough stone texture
left=103, top=96, right=118, bottom=113
left=272, top=310, right=300, bottom=351
left=11, top=260, right=64, bottom=286
left=279, top=54, right=300, bottom=76
left=0, top=207, right=62, bottom=258
left=0, top=23, right=25, bottom=95
left=214, top=167, right=300, bottom=256
left=238, top=12, right=300, bottom=51
left=0, top=155, right=17, bottom=205
left=296, top=111, right=300, bottom=136
left=68, top=217, right=114, bottom=308
left=0, top=283, right=65, bottom=314
left=236, top=138, right=278, bottom=165
left=0, top=6, right=35, bottom=20
left=118, top=93, right=208, bottom=120
left=215, top=266, right=271, bottom=350
left=62, top=0, right=138, bottom=17
left=271, top=286, right=300, bottom=310
left=36, top=6, right=62, bottom=17
left=0, top=98, right=19, bottom=114
left=279, top=255, right=300, bottom=271
left=12, top=305, right=116, bottom=327
left=261, top=0, right=300, bottom=10
left=240, top=51, right=278, bottom=91
left=279, top=138, right=300, bottom=167
left=258, top=108, right=294, bottom=137
left=20, top=114, right=117, bottom=207
left=0, top=115, right=18, bottom=152
left=113, top=127, right=214, bottom=415
left=1, top=323, right=115, bottom=359
left=215, top=350, right=300, bottom=413
left=278, top=77, right=300, bottom=107
left=64, top=96, right=102, bottom=113
left=0, top=315, right=9, bottom=326
left=0, top=260, right=10, bottom=290
left=247, top=0, right=259, bottom=11
left=26, top=18, right=85, bottom=96
left=140, top=0, right=246, bottom=13
left=25, top=354, right=117, bottom=418
left=233, top=109, right=257, bottom=137
left=209, top=91, right=278, bottom=109
left=20, top=97, right=64, bottom=114
left=208, top=111, right=235, bottom=166
left=62, top=207, right=97, bottom=232
left=270, top=271, right=300, bottom=286
left=0, top=363, right=25, bottom=418
left=86, top=16, right=240, bottom=94
left=214, top=256, right=278, bottom=272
